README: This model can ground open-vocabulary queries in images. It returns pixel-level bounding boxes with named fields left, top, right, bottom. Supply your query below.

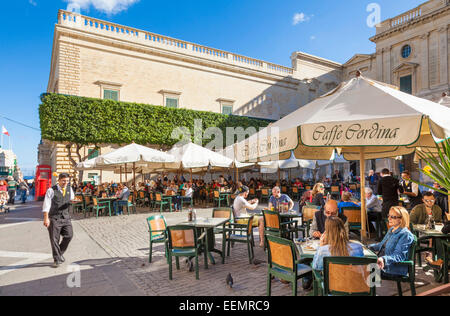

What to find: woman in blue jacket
left=369, top=206, right=415, bottom=276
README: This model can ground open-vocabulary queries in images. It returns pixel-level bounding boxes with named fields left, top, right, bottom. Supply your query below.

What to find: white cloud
left=292, top=12, right=311, bottom=25
left=29, top=0, right=37, bottom=6
left=65, top=0, right=139, bottom=15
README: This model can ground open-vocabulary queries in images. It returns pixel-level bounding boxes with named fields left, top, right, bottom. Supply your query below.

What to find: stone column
left=376, top=48, right=384, bottom=82
left=386, top=46, right=392, bottom=84
left=420, top=32, right=430, bottom=92
left=438, top=26, right=448, bottom=86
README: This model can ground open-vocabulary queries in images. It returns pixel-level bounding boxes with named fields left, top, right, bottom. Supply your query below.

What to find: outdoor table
left=413, top=224, right=449, bottom=281
left=295, top=239, right=378, bottom=260
left=177, top=217, right=229, bottom=268
left=98, top=197, right=117, bottom=215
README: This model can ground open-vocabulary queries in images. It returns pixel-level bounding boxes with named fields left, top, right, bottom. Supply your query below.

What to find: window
left=88, top=149, right=99, bottom=160
left=104, top=89, right=119, bottom=101
left=400, top=75, right=412, bottom=94
left=401, top=45, right=412, bottom=59
left=166, top=98, right=179, bottom=109
left=222, top=105, right=233, bottom=115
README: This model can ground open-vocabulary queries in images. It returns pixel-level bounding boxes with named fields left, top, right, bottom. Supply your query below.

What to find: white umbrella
left=236, top=74, right=450, bottom=238
left=168, top=142, right=233, bottom=170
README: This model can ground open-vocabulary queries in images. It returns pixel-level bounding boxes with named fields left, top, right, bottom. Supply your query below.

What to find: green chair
left=291, top=187, right=300, bottom=201
left=154, top=193, right=171, bottom=213
left=147, top=215, right=168, bottom=263
left=82, top=195, right=93, bottom=217
left=167, top=225, right=206, bottom=280
left=136, top=190, right=148, bottom=207
left=260, top=188, right=271, bottom=204
left=443, top=240, right=449, bottom=284
left=321, top=257, right=378, bottom=296
left=381, top=235, right=418, bottom=296
left=301, top=205, right=320, bottom=237
left=89, top=197, right=110, bottom=218
left=213, top=191, right=226, bottom=207
left=266, top=235, right=312, bottom=296
left=410, top=224, right=434, bottom=268
left=212, top=208, right=232, bottom=235
left=180, top=190, right=194, bottom=211
left=224, top=216, right=255, bottom=264
left=125, top=194, right=137, bottom=215
left=263, top=209, right=298, bottom=241
left=71, top=195, right=84, bottom=214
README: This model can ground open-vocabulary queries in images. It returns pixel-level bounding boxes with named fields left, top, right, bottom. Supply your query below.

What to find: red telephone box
left=35, top=165, right=52, bottom=201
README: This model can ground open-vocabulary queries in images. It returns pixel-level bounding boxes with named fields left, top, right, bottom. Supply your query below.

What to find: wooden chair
left=301, top=205, right=321, bottom=237
left=83, top=195, right=93, bottom=217
left=154, top=193, right=171, bottom=213
left=281, top=186, right=288, bottom=194
left=320, top=257, right=378, bottom=296
left=213, top=191, right=226, bottom=208
left=260, top=188, right=271, bottom=204
left=212, top=208, right=232, bottom=234
left=224, top=216, right=255, bottom=264
left=305, top=186, right=312, bottom=191
left=263, top=210, right=298, bottom=242
left=136, top=190, right=148, bottom=207
left=147, top=215, right=168, bottom=263
left=89, top=197, right=110, bottom=218
left=72, top=195, right=84, bottom=214
left=167, top=226, right=206, bottom=280
left=180, top=190, right=194, bottom=211
left=125, top=194, right=137, bottom=215
left=381, top=235, right=418, bottom=296
left=342, top=207, right=363, bottom=235
left=248, top=188, right=256, bottom=199
left=266, top=235, right=312, bottom=296
left=330, top=186, right=340, bottom=199
left=291, top=187, right=300, bottom=201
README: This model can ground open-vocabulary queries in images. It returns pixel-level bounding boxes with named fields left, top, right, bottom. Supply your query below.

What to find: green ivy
left=39, top=93, right=271, bottom=147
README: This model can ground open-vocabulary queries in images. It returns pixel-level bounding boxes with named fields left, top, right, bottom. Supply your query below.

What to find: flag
left=2, top=126, right=9, bottom=136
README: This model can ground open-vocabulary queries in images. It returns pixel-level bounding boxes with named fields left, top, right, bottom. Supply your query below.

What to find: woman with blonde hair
left=311, top=183, right=326, bottom=208
left=369, top=206, right=415, bottom=277
left=312, top=216, right=364, bottom=271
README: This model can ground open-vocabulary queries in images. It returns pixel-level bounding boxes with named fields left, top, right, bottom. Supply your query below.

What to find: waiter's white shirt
left=402, top=181, right=419, bottom=196
left=42, top=185, right=75, bottom=213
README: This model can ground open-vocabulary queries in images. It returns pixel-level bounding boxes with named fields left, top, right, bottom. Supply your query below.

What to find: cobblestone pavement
left=74, top=204, right=441, bottom=297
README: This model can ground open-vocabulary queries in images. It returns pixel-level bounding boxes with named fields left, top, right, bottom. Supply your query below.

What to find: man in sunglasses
left=410, top=191, right=443, bottom=225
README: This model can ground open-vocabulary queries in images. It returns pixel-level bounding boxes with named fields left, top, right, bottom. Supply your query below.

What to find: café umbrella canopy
left=236, top=74, right=450, bottom=238
left=167, top=142, right=234, bottom=179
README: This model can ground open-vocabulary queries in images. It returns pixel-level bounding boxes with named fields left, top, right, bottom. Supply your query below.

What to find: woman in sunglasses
left=369, top=206, right=415, bottom=277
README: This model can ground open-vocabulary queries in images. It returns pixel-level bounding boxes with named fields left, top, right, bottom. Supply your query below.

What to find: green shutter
left=104, top=89, right=119, bottom=101
left=166, top=98, right=178, bottom=108
left=399, top=75, right=412, bottom=95
left=88, top=149, right=99, bottom=160
left=222, top=105, right=233, bottom=115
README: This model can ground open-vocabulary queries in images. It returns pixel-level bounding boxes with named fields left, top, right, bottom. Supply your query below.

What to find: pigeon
left=226, top=273, right=234, bottom=288
left=253, top=259, right=264, bottom=265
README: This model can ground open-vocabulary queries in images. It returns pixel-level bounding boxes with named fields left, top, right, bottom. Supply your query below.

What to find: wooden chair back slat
left=268, top=240, right=294, bottom=270
left=305, top=186, right=312, bottom=191
left=292, top=187, right=298, bottom=193
left=261, top=189, right=269, bottom=196
left=264, top=213, right=280, bottom=229
left=328, top=263, right=371, bottom=294
left=303, top=207, right=319, bottom=222
left=343, top=208, right=362, bottom=224
left=170, top=229, right=195, bottom=248
left=214, top=191, right=220, bottom=198
left=213, top=209, right=231, bottom=219
left=281, top=186, right=287, bottom=193
left=331, top=186, right=340, bottom=193
left=150, top=218, right=167, bottom=237
left=156, top=194, right=162, bottom=202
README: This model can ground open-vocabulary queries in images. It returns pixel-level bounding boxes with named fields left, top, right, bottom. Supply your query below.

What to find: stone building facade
left=40, top=0, right=449, bottom=182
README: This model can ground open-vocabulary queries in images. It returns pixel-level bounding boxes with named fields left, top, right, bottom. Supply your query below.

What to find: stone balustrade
left=389, top=6, right=423, bottom=28
left=58, top=10, right=293, bottom=76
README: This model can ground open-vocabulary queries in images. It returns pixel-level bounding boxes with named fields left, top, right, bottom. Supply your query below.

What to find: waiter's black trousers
left=48, top=218, right=73, bottom=262
left=382, top=200, right=399, bottom=219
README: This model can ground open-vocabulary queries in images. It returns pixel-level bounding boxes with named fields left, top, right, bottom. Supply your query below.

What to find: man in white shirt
left=399, top=170, right=422, bottom=209
left=233, top=186, right=265, bottom=247
left=42, top=173, right=76, bottom=268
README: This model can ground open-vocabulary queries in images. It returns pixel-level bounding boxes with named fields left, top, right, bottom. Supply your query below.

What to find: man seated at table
left=364, top=187, right=383, bottom=241
left=113, top=184, right=130, bottom=215
left=268, top=187, right=294, bottom=213
left=233, top=186, right=265, bottom=247
left=309, top=200, right=349, bottom=239
left=410, top=192, right=443, bottom=225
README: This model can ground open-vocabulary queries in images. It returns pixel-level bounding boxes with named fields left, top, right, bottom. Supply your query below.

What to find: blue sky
left=0, top=0, right=425, bottom=172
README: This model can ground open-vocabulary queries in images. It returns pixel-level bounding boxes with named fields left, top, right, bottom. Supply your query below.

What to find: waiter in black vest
left=43, top=173, right=75, bottom=268
left=399, top=170, right=422, bottom=209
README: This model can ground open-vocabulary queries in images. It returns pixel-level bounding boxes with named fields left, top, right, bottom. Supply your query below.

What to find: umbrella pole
left=125, top=163, right=128, bottom=184
left=360, top=147, right=367, bottom=240
left=133, top=162, right=136, bottom=188
left=235, top=167, right=239, bottom=183
left=190, top=169, right=193, bottom=183
left=120, top=166, right=123, bottom=183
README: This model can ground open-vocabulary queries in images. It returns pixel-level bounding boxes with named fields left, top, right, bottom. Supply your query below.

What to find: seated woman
left=369, top=206, right=415, bottom=277
left=312, top=216, right=364, bottom=271
left=311, top=183, right=326, bottom=209
left=337, top=192, right=359, bottom=214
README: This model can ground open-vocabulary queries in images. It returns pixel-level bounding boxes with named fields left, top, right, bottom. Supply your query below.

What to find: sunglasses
left=424, top=199, right=435, bottom=203
left=388, top=215, right=402, bottom=220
